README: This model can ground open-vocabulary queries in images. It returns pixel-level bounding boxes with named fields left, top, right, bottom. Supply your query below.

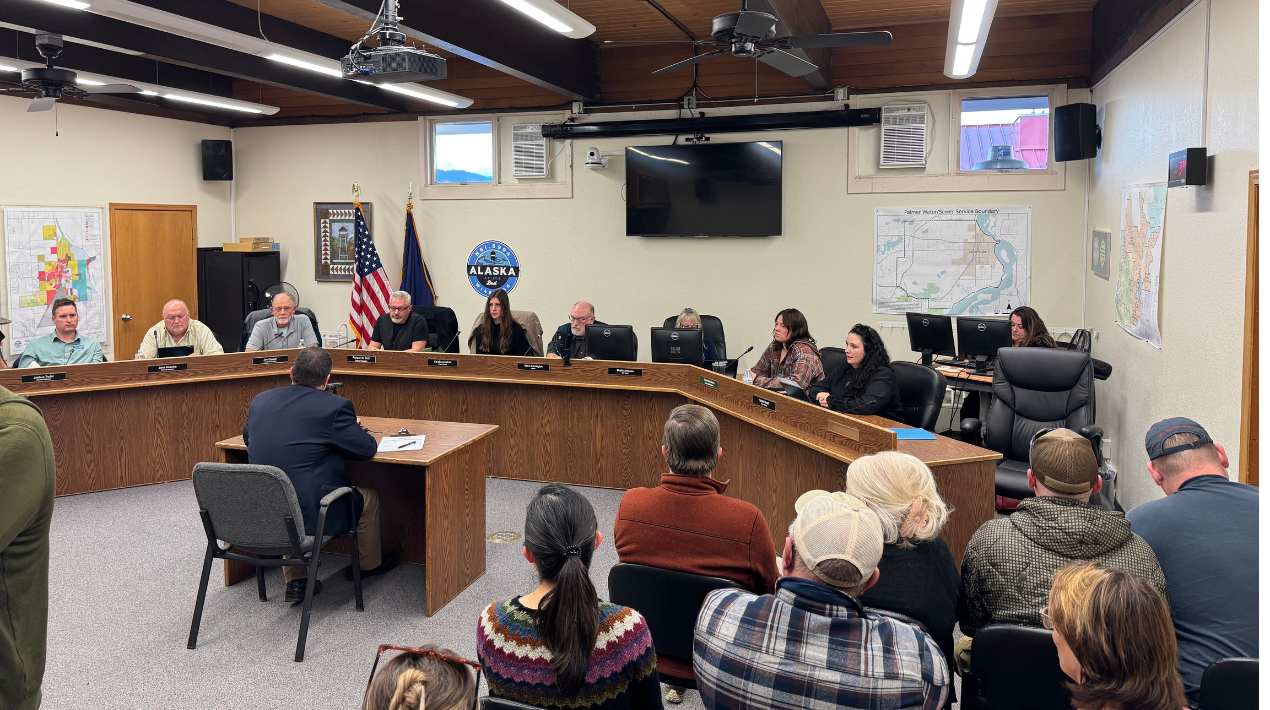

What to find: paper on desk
left=890, top=427, right=938, bottom=441
left=379, top=435, right=426, bottom=452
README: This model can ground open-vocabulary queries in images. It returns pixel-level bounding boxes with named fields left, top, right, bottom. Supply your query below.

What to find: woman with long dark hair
left=477, top=484, right=662, bottom=709
left=1046, top=563, right=1188, bottom=709
left=1010, top=306, right=1057, bottom=348
left=808, top=324, right=902, bottom=418
left=469, top=289, right=536, bottom=356
left=748, top=308, right=824, bottom=391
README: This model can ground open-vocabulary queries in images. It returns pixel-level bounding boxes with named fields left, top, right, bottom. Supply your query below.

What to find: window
left=432, top=121, right=494, bottom=184
left=958, top=96, right=1050, bottom=171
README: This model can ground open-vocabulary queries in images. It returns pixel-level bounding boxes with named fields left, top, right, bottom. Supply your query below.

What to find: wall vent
left=512, top=123, right=549, bottom=178
left=879, top=103, right=929, bottom=168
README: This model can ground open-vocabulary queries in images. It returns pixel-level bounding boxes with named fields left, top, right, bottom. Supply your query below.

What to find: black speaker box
left=1053, top=103, right=1100, bottom=162
left=201, top=139, right=233, bottom=181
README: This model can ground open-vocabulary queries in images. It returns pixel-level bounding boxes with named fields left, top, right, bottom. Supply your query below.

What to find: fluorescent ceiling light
left=957, top=0, right=990, bottom=43
left=266, top=53, right=344, bottom=78
left=379, top=83, right=472, bottom=109
left=944, top=0, right=998, bottom=79
left=951, top=44, right=975, bottom=77
left=494, top=0, right=596, bottom=39
left=138, top=89, right=158, bottom=96
left=163, top=93, right=265, bottom=114
left=34, top=0, right=91, bottom=9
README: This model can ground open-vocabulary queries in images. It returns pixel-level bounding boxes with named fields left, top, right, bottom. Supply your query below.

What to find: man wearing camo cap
left=692, top=489, right=949, bottom=709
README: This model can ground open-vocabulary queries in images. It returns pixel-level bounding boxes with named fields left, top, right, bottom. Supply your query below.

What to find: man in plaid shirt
left=692, top=490, right=949, bottom=709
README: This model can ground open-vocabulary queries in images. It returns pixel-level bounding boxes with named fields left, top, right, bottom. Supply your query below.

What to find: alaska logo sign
left=466, top=240, right=521, bottom=297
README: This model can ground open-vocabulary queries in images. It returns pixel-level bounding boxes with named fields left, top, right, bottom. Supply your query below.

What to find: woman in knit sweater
left=477, top=484, right=663, bottom=710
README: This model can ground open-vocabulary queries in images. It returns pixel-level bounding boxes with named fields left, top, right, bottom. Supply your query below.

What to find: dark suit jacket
left=243, top=384, right=377, bottom=535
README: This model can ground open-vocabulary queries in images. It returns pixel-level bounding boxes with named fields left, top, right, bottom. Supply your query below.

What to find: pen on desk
left=396, top=440, right=414, bottom=450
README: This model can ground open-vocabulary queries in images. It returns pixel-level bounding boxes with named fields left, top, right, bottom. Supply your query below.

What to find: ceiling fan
left=1, top=33, right=141, bottom=112
left=642, top=0, right=893, bottom=78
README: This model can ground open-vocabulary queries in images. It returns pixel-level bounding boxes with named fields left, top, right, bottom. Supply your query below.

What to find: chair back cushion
left=892, top=362, right=947, bottom=430
left=969, top=625, right=1071, bottom=709
left=414, top=305, right=459, bottom=352
left=608, top=563, right=740, bottom=666
left=819, top=346, right=846, bottom=376
left=192, top=462, right=306, bottom=551
left=1200, top=657, right=1259, bottom=710
left=985, top=348, right=1094, bottom=461
left=296, top=307, right=319, bottom=340
left=240, top=308, right=270, bottom=351
left=662, top=314, right=727, bottom=359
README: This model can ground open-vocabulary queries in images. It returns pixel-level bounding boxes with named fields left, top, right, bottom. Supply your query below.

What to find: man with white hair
left=244, top=292, right=316, bottom=351
left=693, top=490, right=949, bottom=709
left=546, top=300, right=603, bottom=359
left=134, top=299, right=224, bottom=359
left=368, top=291, right=429, bottom=352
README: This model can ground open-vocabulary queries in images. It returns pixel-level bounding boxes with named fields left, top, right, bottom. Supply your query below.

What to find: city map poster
left=1115, top=183, right=1167, bottom=348
left=3, top=206, right=108, bottom=353
left=873, top=206, right=1031, bottom=315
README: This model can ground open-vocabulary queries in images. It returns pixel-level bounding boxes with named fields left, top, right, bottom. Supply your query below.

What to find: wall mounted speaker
left=1053, top=103, right=1100, bottom=162
left=201, top=139, right=233, bottom=181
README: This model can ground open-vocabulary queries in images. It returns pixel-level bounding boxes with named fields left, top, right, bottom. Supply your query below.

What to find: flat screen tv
left=625, top=141, right=782, bottom=237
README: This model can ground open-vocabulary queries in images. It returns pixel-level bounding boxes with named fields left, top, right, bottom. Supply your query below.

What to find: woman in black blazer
left=470, top=289, right=536, bottom=356
left=808, top=323, right=902, bottom=419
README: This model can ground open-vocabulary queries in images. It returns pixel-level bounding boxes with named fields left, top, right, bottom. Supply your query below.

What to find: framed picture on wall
left=314, top=201, right=372, bottom=282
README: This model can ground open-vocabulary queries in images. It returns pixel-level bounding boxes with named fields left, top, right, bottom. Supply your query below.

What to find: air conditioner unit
left=512, top=123, right=549, bottom=178
left=879, top=103, right=929, bottom=168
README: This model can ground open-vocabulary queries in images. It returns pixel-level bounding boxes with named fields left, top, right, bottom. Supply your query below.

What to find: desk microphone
left=559, top=332, right=574, bottom=367
left=734, top=345, right=755, bottom=361
left=330, top=336, right=359, bottom=348
left=325, top=381, right=345, bottom=394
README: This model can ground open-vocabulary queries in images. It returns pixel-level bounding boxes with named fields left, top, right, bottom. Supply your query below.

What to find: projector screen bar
left=541, top=108, right=881, bottom=140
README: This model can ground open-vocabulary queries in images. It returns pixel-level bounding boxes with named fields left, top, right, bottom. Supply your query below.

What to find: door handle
left=121, top=314, right=133, bottom=321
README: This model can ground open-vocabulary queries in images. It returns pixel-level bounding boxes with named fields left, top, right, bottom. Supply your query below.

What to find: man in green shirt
left=134, top=299, right=225, bottom=359
left=0, top=386, right=55, bottom=710
left=15, top=298, right=107, bottom=367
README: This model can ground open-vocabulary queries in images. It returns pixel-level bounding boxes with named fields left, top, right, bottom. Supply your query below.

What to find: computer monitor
left=905, top=312, right=955, bottom=366
left=956, top=316, right=1013, bottom=372
left=585, top=324, right=638, bottom=361
left=650, top=327, right=704, bottom=365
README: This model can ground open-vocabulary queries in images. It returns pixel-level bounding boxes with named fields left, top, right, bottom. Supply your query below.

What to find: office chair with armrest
left=1200, top=658, right=1259, bottom=710
left=960, top=348, right=1105, bottom=506
left=662, top=314, right=727, bottom=359
left=892, top=361, right=947, bottom=431
left=819, top=346, right=846, bottom=376
left=607, top=563, right=741, bottom=689
left=468, top=310, right=544, bottom=356
left=240, top=307, right=321, bottom=350
left=413, top=305, right=459, bottom=352
left=961, top=625, right=1071, bottom=710
left=187, top=462, right=364, bottom=662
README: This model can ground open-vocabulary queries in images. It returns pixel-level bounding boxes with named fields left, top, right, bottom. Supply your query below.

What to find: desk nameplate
left=21, top=372, right=66, bottom=383
left=348, top=355, right=377, bottom=364
left=428, top=358, right=459, bottom=368
left=608, top=367, right=642, bottom=377
left=147, top=363, right=188, bottom=373
left=517, top=363, right=549, bottom=371
left=753, top=395, right=776, bottom=411
left=252, top=356, right=289, bottom=365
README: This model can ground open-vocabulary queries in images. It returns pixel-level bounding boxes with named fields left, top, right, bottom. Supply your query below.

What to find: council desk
left=0, top=349, right=1000, bottom=565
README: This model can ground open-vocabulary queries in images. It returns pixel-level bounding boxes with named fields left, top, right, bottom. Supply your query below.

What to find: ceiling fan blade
left=28, top=96, right=55, bottom=112
left=602, top=39, right=702, bottom=46
left=758, top=47, right=819, bottom=77
left=651, top=50, right=725, bottom=75
left=787, top=30, right=894, bottom=49
left=80, top=83, right=140, bottom=94
left=733, top=10, right=778, bottom=39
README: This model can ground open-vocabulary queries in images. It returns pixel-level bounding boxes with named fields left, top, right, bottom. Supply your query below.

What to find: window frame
left=428, top=117, right=498, bottom=187
left=419, top=113, right=573, bottom=200
left=952, top=87, right=1060, bottom=177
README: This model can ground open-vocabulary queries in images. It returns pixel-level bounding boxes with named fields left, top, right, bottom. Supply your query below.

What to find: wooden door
left=1240, top=172, right=1258, bottom=485
left=109, top=204, right=198, bottom=360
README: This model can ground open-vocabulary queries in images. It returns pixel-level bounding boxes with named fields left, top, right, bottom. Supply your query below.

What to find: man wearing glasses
left=368, top=291, right=429, bottom=352
left=14, top=298, right=106, bottom=367
left=546, top=300, right=603, bottom=359
left=133, top=299, right=223, bottom=359
left=244, top=292, right=317, bottom=351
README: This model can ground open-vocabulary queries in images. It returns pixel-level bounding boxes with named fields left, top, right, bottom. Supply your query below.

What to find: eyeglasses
left=271, top=306, right=295, bottom=313
left=1040, top=607, right=1053, bottom=630
left=363, top=644, right=481, bottom=706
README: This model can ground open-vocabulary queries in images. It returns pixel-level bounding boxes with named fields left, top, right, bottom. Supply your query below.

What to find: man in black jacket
left=546, top=300, right=604, bottom=359
left=243, top=347, right=393, bottom=602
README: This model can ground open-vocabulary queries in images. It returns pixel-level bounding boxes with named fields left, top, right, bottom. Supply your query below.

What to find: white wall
left=233, top=96, right=1089, bottom=369
left=1085, top=0, right=1257, bottom=507
left=0, top=96, right=233, bottom=358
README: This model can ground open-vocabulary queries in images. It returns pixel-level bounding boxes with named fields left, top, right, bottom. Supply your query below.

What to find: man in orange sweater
left=614, top=403, right=780, bottom=703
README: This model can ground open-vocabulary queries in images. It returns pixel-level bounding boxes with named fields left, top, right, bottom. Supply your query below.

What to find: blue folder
left=890, top=427, right=938, bottom=441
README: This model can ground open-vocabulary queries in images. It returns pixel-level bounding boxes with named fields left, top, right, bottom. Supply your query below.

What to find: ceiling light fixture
left=494, top=0, right=596, bottom=39
left=944, top=0, right=998, bottom=79
left=163, top=93, right=265, bottom=114
left=266, top=53, right=344, bottom=79
left=379, top=82, right=471, bottom=108
left=34, top=0, right=92, bottom=10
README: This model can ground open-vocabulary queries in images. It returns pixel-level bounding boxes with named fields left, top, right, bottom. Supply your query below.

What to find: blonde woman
left=845, top=451, right=958, bottom=691
left=673, top=307, right=720, bottom=361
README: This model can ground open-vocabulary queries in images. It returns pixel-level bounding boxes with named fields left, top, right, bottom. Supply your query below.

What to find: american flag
left=347, top=200, right=392, bottom=347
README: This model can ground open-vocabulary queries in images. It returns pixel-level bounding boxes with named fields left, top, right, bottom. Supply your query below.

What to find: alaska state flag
left=400, top=202, right=436, bottom=307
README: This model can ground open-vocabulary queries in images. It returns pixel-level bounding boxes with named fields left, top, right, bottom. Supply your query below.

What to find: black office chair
left=1057, top=329, right=1113, bottom=380
left=608, top=563, right=741, bottom=689
left=892, top=361, right=947, bottom=430
left=240, top=307, right=321, bottom=350
left=1200, top=658, right=1258, bottom=710
left=662, top=314, right=727, bottom=359
left=819, top=346, right=846, bottom=375
left=962, top=625, right=1071, bottom=710
left=187, top=462, right=364, bottom=662
left=413, top=305, right=460, bottom=352
left=961, top=347, right=1103, bottom=505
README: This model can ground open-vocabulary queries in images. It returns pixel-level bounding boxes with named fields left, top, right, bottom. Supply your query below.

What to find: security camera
left=584, top=147, right=608, bottom=169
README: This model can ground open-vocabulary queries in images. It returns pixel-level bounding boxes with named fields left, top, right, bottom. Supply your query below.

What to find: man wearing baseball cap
left=693, top=490, right=949, bottom=709
left=1127, top=417, right=1258, bottom=705
left=958, top=429, right=1165, bottom=655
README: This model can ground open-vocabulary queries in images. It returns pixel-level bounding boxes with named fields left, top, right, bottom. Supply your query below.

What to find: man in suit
left=243, top=346, right=395, bottom=603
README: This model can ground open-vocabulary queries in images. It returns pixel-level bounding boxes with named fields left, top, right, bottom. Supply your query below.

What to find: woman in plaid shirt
left=747, top=308, right=824, bottom=391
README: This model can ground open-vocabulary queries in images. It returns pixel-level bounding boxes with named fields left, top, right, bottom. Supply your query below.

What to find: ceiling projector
left=340, top=0, right=447, bottom=83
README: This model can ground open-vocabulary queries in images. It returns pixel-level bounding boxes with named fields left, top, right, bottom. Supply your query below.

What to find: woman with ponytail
left=477, top=484, right=662, bottom=709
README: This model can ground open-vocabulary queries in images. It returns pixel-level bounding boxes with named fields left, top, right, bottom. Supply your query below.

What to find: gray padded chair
left=187, top=462, right=363, bottom=662
left=893, top=361, right=947, bottom=431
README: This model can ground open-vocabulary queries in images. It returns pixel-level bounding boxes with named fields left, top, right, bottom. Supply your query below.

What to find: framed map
left=314, top=202, right=371, bottom=282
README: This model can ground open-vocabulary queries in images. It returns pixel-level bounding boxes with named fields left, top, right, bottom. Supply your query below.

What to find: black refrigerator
left=197, top=248, right=281, bottom=352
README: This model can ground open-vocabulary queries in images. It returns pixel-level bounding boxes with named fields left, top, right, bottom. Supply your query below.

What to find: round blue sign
left=466, top=240, right=521, bottom=296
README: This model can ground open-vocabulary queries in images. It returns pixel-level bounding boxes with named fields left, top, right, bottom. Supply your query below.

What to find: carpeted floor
left=42, top=478, right=707, bottom=710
